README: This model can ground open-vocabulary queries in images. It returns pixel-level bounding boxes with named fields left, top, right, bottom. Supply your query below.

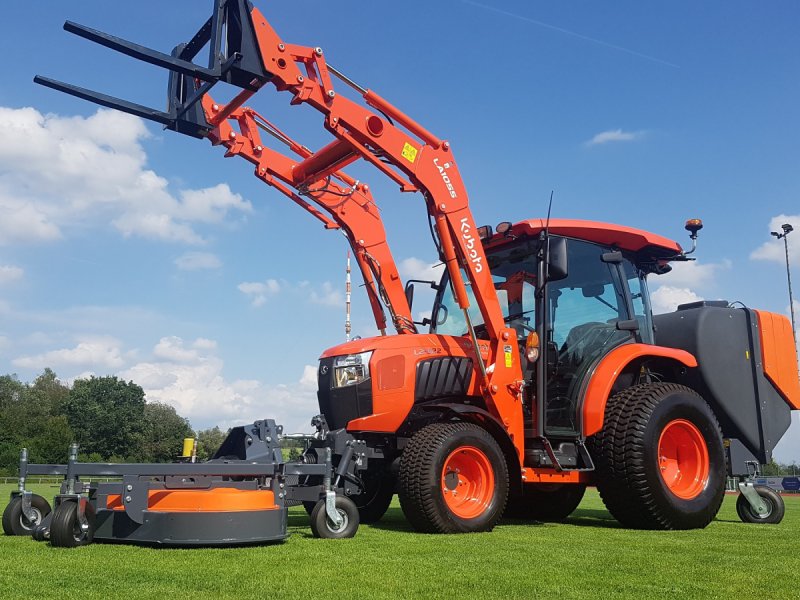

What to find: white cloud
left=0, top=106, right=251, bottom=246
left=0, top=265, right=23, bottom=284
left=12, top=335, right=127, bottom=370
left=750, top=215, right=800, bottom=264
left=657, top=259, right=731, bottom=290
left=585, top=128, right=645, bottom=146
left=238, top=279, right=281, bottom=307
left=310, top=281, right=344, bottom=307
left=647, top=258, right=730, bottom=314
left=119, top=337, right=318, bottom=430
left=174, top=251, right=223, bottom=271
left=650, top=286, right=702, bottom=314
left=398, top=257, right=444, bottom=281
left=176, top=185, right=250, bottom=224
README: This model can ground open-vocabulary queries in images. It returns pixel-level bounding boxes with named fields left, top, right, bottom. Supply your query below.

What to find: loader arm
left=35, top=0, right=525, bottom=448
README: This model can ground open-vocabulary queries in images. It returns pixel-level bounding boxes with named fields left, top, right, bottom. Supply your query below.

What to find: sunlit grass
left=1, top=484, right=796, bottom=599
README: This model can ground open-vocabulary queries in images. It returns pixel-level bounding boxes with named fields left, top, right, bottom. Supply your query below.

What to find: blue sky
left=1, top=1, right=798, bottom=460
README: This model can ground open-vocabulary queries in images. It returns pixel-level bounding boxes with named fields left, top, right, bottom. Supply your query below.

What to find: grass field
left=0, top=483, right=796, bottom=600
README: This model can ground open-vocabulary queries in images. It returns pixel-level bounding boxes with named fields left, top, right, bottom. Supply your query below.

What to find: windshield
left=431, top=239, right=538, bottom=338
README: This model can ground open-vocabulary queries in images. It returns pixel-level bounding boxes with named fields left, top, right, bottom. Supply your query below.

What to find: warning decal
left=401, top=142, right=418, bottom=164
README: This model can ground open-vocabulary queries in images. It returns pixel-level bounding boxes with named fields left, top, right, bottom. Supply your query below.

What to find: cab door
left=543, top=240, right=633, bottom=436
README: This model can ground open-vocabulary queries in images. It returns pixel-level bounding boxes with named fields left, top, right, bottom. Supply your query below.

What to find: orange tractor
left=8, top=0, right=798, bottom=543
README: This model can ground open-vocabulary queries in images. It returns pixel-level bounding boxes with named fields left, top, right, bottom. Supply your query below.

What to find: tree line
left=0, top=369, right=229, bottom=475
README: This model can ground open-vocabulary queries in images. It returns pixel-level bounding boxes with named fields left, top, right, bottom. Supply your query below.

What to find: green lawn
left=0, top=483, right=796, bottom=599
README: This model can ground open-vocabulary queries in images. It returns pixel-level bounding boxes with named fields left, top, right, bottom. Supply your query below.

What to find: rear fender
left=582, top=344, right=697, bottom=437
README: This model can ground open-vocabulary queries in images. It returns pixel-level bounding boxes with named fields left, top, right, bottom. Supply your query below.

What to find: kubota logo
left=460, top=218, right=483, bottom=273
left=433, top=158, right=457, bottom=198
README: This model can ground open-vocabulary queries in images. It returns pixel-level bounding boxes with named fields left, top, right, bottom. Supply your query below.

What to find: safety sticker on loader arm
left=401, top=142, right=418, bottom=164
left=504, top=345, right=513, bottom=368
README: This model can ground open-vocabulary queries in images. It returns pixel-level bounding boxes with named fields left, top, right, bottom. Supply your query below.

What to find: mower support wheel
left=304, top=475, right=395, bottom=524
left=310, top=496, right=359, bottom=539
left=736, top=486, right=785, bottom=524
left=2, top=495, right=51, bottom=536
left=49, top=501, right=95, bottom=548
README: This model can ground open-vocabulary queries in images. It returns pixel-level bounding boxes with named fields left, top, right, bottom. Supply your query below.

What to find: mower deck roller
left=5, top=419, right=367, bottom=546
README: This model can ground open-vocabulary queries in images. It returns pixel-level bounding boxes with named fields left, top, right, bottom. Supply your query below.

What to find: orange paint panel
left=377, top=355, right=406, bottom=391
left=502, top=219, right=682, bottom=256
left=583, top=344, right=698, bottom=437
left=755, top=310, right=800, bottom=409
left=105, top=488, right=277, bottom=513
left=522, top=468, right=592, bottom=484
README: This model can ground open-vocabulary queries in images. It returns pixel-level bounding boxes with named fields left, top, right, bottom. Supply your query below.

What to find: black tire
left=32, top=523, right=49, bottom=542
left=310, top=496, right=360, bottom=539
left=302, top=500, right=317, bottom=517
left=505, top=483, right=586, bottom=522
left=736, top=486, right=785, bottom=524
left=302, top=474, right=394, bottom=524
left=2, top=495, right=51, bottom=536
left=589, top=383, right=726, bottom=530
left=398, top=422, right=509, bottom=534
left=353, top=471, right=396, bottom=524
left=49, top=501, right=95, bottom=548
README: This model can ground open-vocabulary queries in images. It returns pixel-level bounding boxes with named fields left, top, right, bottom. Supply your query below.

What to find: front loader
left=6, top=0, right=798, bottom=546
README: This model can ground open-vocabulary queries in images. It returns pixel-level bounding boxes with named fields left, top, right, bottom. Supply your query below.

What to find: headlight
left=331, top=351, right=372, bottom=388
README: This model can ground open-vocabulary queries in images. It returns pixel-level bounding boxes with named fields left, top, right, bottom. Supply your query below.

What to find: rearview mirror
left=547, top=237, right=568, bottom=282
left=404, top=279, right=440, bottom=310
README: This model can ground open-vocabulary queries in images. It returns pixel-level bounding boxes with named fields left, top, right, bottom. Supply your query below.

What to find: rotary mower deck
left=3, top=419, right=369, bottom=546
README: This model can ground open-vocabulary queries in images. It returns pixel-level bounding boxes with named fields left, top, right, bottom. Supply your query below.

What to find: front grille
left=317, top=358, right=374, bottom=430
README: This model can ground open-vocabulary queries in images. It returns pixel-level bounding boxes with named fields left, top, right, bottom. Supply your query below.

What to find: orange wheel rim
left=657, top=419, right=710, bottom=500
left=441, top=446, right=495, bottom=519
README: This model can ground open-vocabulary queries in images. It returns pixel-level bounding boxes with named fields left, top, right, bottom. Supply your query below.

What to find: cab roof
left=502, top=219, right=683, bottom=257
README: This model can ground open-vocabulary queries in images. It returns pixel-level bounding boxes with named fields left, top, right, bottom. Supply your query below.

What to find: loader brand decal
left=402, top=142, right=418, bottom=164
left=460, top=218, right=483, bottom=272
left=433, top=158, right=457, bottom=198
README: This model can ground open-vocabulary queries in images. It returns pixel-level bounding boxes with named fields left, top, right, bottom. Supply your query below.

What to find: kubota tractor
left=7, top=0, right=798, bottom=544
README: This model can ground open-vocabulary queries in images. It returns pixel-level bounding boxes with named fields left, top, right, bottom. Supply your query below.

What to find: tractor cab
left=431, top=219, right=682, bottom=441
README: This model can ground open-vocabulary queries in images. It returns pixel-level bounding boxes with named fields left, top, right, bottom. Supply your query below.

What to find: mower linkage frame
left=11, top=418, right=367, bottom=544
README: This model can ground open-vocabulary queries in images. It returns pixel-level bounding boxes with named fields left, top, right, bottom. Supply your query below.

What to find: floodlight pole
left=771, top=223, right=797, bottom=349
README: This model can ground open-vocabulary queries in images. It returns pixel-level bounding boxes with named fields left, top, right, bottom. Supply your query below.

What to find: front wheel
left=736, top=486, right=785, bottom=524
left=398, top=422, right=508, bottom=534
left=2, top=495, right=51, bottom=536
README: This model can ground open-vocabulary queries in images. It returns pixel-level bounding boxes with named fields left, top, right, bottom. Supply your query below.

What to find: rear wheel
left=398, top=422, right=508, bottom=533
left=505, top=483, right=586, bottom=522
left=736, top=486, right=785, bottom=524
left=2, top=495, right=51, bottom=536
left=589, top=383, right=725, bottom=530
left=49, top=501, right=95, bottom=548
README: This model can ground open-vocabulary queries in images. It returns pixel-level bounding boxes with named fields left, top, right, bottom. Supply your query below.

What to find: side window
left=551, top=283, right=624, bottom=348
left=549, top=241, right=629, bottom=350
left=624, top=261, right=655, bottom=344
